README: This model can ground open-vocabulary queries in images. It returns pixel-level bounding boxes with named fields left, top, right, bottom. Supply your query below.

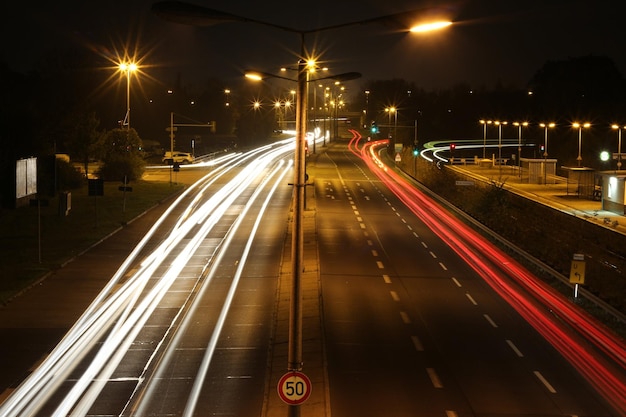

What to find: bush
left=98, top=154, right=145, bottom=181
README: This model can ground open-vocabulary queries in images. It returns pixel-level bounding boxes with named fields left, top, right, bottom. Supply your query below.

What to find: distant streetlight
left=385, top=106, right=397, bottom=139
left=611, top=124, right=626, bottom=171
left=118, top=61, right=138, bottom=130
left=152, top=3, right=451, bottom=414
left=494, top=120, right=507, bottom=172
left=513, top=121, right=528, bottom=175
left=479, top=119, right=492, bottom=159
left=539, top=122, right=555, bottom=184
left=572, top=122, right=591, bottom=167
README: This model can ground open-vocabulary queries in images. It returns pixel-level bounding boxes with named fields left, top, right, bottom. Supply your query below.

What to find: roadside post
left=569, top=253, right=586, bottom=299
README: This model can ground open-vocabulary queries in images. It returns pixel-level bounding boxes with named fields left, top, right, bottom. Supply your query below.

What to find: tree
left=97, top=128, right=145, bottom=181
left=65, top=111, right=103, bottom=178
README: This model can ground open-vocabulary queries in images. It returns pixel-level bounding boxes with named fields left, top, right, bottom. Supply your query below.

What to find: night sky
left=3, top=0, right=626, bottom=91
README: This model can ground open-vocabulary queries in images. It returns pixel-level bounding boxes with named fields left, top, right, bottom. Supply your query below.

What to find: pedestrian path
left=450, top=164, right=626, bottom=235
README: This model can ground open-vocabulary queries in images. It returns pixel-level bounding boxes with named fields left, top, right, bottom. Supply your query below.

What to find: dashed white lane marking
left=534, top=371, right=557, bottom=393
left=400, top=311, right=411, bottom=324
left=426, top=368, right=444, bottom=388
left=356, top=216, right=363, bottom=222
left=421, top=242, right=428, bottom=248
left=382, top=274, right=392, bottom=284
left=376, top=261, right=385, bottom=269
left=359, top=223, right=366, bottom=229
left=483, top=314, right=498, bottom=328
left=506, top=339, right=524, bottom=357
left=390, top=291, right=400, bottom=301
left=371, top=250, right=378, bottom=257
left=407, top=225, right=413, bottom=231
left=354, top=210, right=360, bottom=215
left=411, top=335, right=424, bottom=351
left=445, top=411, right=459, bottom=417
left=451, top=277, right=462, bottom=287
left=439, top=262, right=448, bottom=271
left=367, top=239, right=373, bottom=246
left=465, top=293, right=478, bottom=305
left=429, top=251, right=437, bottom=258
left=413, top=232, right=419, bottom=238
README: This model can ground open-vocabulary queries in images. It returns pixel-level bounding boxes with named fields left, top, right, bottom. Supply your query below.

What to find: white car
left=162, top=151, right=194, bottom=165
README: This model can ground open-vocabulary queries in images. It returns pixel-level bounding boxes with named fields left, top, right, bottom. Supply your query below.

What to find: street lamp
left=611, top=124, right=626, bottom=171
left=513, top=121, right=528, bottom=176
left=539, top=122, right=555, bottom=184
left=118, top=61, right=138, bottom=130
left=572, top=122, right=591, bottom=167
left=494, top=120, right=507, bottom=171
left=385, top=106, right=397, bottom=139
left=152, top=3, right=451, bottom=414
left=479, top=119, right=492, bottom=159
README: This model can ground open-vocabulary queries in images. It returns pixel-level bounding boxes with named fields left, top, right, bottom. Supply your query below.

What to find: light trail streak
left=347, top=129, right=626, bottom=415
left=0, top=140, right=295, bottom=417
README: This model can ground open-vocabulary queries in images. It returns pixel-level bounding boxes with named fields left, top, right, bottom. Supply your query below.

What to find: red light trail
left=348, top=130, right=626, bottom=415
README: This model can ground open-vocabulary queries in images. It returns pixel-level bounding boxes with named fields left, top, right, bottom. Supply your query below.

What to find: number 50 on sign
left=277, top=371, right=312, bottom=405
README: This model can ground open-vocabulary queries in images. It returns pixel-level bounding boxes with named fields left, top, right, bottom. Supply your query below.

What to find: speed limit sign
left=277, top=371, right=312, bottom=405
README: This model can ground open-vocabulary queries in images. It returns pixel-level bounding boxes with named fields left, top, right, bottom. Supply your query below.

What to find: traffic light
left=540, top=144, right=545, bottom=152
left=370, top=121, right=379, bottom=134
left=450, top=143, right=456, bottom=151
left=412, top=145, right=419, bottom=156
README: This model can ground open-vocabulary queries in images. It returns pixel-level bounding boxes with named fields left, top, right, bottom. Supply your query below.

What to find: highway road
left=0, top=140, right=295, bottom=416
left=315, top=136, right=623, bottom=416
left=1, top=133, right=624, bottom=417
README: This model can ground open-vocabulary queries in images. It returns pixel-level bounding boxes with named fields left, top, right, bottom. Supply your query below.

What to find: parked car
left=162, top=151, right=194, bottom=165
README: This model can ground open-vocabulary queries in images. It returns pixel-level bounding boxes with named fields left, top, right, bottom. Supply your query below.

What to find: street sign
left=569, top=259, right=586, bottom=284
left=277, top=371, right=312, bottom=405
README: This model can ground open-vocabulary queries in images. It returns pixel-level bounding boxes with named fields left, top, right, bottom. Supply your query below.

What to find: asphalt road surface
left=315, top=142, right=617, bottom=416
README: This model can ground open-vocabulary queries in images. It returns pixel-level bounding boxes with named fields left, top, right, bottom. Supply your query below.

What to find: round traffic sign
left=277, top=371, right=312, bottom=405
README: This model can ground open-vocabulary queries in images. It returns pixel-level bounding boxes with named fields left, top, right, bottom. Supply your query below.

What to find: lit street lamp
left=118, top=61, right=138, bottom=130
left=611, top=124, right=626, bottom=171
left=513, top=121, right=528, bottom=176
left=152, top=3, right=451, bottom=414
left=572, top=122, right=591, bottom=167
left=385, top=106, right=397, bottom=139
left=539, top=122, right=555, bottom=184
left=494, top=120, right=507, bottom=172
left=479, top=119, right=492, bottom=159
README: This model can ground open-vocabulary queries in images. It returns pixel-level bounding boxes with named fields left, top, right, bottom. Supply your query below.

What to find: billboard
left=16, top=157, right=37, bottom=199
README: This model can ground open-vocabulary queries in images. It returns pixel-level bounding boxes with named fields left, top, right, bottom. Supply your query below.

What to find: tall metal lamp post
left=612, top=124, right=626, bottom=171
left=152, top=3, right=451, bottom=415
left=573, top=122, right=591, bottom=167
left=512, top=121, right=528, bottom=176
left=539, top=122, right=555, bottom=184
left=479, top=119, right=492, bottom=159
left=118, top=61, right=138, bottom=130
left=494, top=120, right=507, bottom=172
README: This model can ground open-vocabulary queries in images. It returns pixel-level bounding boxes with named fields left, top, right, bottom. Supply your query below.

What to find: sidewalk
left=449, top=164, right=626, bottom=235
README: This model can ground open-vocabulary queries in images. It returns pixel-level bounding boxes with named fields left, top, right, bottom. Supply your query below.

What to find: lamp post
left=539, top=122, right=555, bottom=184
left=512, top=122, right=528, bottom=176
left=119, top=61, right=137, bottom=130
left=573, top=122, right=591, bottom=167
left=479, top=119, right=492, bottom=160
left=494, top=120, right=507, bottom=172
left=385, top=106, right=397, bottom=140
left=152, top=3, right=451, bottom=415
left=612, top=124, right=626, bottom=171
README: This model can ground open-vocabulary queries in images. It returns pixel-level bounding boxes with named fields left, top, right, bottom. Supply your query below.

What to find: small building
left=520, top=158, right=557, bottom=184
left=599, top=171, right=626, bottom=215
left=561, top=167, right=597, bottom=199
